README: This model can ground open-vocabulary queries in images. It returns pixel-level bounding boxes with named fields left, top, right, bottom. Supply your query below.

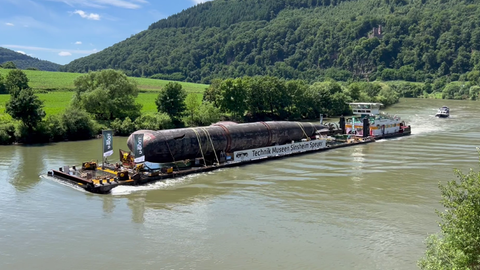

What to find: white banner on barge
left=233, top=139, right=327, bottom=162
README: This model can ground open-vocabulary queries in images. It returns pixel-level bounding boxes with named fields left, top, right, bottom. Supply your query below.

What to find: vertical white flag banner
left=102, top=130, right=114, bottom=157
left=134, top=133, right=145, bottom=163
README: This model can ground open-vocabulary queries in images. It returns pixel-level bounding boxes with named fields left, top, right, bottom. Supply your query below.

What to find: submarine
left=127, top=121, right=340, bottom=163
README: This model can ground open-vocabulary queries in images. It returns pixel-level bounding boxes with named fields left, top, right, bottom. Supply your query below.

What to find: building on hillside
left=368, top=25, right=383, bottom=39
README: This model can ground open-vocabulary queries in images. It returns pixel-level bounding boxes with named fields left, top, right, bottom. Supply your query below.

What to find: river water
left=1, top=98, right=479, bottom=270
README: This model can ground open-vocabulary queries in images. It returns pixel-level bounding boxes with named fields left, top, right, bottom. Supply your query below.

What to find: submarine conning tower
left=127, top=121, right=330, bottom=163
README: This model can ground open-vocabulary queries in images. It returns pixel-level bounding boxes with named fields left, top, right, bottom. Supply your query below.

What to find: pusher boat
left=344, top=103, right=411, bottom=139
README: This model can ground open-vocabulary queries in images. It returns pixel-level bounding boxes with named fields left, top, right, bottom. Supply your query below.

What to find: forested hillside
left=0, top=47, right=61, bottom=71
left=62, top=0, right=480, bottom=84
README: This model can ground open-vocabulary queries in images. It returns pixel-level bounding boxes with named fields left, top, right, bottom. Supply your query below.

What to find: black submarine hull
left=127, top=121, right=332, bottom=163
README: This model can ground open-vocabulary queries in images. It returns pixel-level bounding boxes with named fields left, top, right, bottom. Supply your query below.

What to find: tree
left=219, top=78, right=248, bottom=119
left=155, top=82, right=187, bottom=120
left=5, top=86, right=45, bottom=131
left=192, top=102, right=221, bottom=126
left=72, top=69, right=142, bottom=121
left=203, top=79, right=222, bottom=107
left=418, top=149, right=480, bottom=270
left=2, top=61, right=17, bottom=69
left=442, top=84, right=461, bottom=100
left=469, top=86, right=480, bottom=101
left=285, top=79, right=309, bottom=119
left=62, top=107, right=95, bottom=141
left=133, top=113, right=173, bottom=130
left=346, top=83, right=361, bottom=102
left=185, top=93, right=201, bottom=126
left=5, top=69, right=29, bottom=92
left=0, top=73, right=6, bottom=94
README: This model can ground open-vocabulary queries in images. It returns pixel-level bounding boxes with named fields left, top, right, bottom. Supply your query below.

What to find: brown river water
left=1, top=98, right=479, bottom=270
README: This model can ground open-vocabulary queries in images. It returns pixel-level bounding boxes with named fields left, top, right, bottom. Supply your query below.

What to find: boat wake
left=110, top=171, right=219, bottom=196
left=40, top=175, right=88, bottom=193
left=408, top=114, right=445, bottom=136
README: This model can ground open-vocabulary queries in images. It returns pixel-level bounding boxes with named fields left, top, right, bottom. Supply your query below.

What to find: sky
left=0, top=0, right=211, bottom=65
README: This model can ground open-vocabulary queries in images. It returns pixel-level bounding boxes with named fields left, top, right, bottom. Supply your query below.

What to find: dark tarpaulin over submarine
left=127, top=121, right=333, bottom=163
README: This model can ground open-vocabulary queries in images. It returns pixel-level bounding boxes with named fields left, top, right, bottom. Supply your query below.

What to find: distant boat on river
left=435, top=106, right=450, bottom=118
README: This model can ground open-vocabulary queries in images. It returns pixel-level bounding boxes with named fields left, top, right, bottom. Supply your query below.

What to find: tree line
left=0, top=47, right=61, bottom=71
left=0, top=69, right=399, bottom=145
left=61, top=0, right=480, bottom=97
left=202, top=76, right=399, bottom=121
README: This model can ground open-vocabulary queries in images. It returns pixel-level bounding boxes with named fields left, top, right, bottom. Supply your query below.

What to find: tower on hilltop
left=368, top=25, right=383, bottom=39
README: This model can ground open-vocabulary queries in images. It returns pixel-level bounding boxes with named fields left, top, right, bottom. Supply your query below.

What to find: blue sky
left=0, top=0, right=211, bottom=65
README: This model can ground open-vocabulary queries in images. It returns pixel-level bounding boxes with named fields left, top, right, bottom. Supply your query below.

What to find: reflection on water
left=351, top=146, right=366, bottom=184
left=6, top=145, right=47, bottom=192
left=127, top=194, right=146, bottom=224
left=118, top=173, right=232, bottom=223
left=1, top=99, right=480, bottom=270
left=102, top=195, right=115, bottom=215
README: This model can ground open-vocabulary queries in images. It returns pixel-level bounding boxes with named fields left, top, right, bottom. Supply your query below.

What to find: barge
left=47, top=103, right=411, bottom=194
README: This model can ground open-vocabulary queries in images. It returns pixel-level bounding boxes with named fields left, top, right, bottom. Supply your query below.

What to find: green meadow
left=0, top=69, right=208, bottom=93
left=0, top=69, right=207, bottom=117
left=0, top=91, right=204, bottom=116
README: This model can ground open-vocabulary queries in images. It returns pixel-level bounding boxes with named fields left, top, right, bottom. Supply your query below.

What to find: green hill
left=62, top=0, right=480, bottom=83
left=0, top=47, right=61, bottom=71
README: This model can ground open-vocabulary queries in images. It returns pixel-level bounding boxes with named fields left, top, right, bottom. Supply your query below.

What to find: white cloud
left=2, top=45, right=99, bottom=55
left=73, top=10, right=100, bottom=20
left=191, top=0, right=211, bottom=4
left=16, top=50, right=34, bottom=57
left=58, top=51, right=72, bottom=56
left=6, top=16, right=60, bottom=33
left=47, top=0, right=148, bottom=9
left=6, top=23, right=14, bottom=26
left=75, top=41, right=82, bottom=45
